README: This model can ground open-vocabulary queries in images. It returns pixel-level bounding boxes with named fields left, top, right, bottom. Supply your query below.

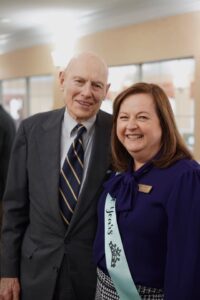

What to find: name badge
left=138, top=184, right=152, bottom=193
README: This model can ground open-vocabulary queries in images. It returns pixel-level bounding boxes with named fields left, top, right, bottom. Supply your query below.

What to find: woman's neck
left=133, top=160, right=145, bottom=171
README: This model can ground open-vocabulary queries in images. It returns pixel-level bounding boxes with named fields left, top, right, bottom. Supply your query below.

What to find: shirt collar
left=64, top=108, right=96, bottom=137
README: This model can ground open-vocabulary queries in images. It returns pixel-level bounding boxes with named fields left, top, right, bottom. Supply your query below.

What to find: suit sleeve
left=1, top=122, right=29, bottom=277
left=164, top=168, right=200, bottom=299
left=0, top=118, right=16, bottom=200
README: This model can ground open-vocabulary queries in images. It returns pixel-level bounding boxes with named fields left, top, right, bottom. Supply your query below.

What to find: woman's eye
left=138, top=115, right=148, bottom=120
left=119, top=116, right=128, bottom=120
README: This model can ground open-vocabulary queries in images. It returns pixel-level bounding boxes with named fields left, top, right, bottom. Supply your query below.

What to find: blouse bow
left=103, top=162, right=153, bottom=212
left=103, top=171, right=137, bottom=212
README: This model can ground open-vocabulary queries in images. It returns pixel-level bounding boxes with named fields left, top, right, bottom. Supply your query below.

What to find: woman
left=93, top=82, right=200, bottom=300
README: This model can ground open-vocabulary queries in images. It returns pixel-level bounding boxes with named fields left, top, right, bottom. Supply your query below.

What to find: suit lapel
left=36, top=108, right=66, bottom=228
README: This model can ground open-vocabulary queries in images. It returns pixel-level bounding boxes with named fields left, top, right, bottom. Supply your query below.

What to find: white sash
left=105, top=193, right=141, bottom=300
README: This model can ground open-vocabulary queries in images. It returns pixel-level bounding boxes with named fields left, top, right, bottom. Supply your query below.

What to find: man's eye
left=75, top=79, right=83, bottom=84
left=93, top=83, right=102, bottom=89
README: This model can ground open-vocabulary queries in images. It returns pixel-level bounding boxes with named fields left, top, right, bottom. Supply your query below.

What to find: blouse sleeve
left=164, top=167, right=200, bottom=300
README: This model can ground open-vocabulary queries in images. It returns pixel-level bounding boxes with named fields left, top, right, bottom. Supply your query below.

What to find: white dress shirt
left=60, top=109, right=96, bottom=191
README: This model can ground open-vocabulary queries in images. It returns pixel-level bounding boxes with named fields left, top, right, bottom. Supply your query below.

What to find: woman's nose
left=126, top=120, right=138, bottom=129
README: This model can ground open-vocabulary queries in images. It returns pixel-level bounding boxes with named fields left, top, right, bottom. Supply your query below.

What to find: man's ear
left=104, top=83, right=111, bottom=99
left=59, top=71, right=65, bottom=88
left=106, top=83, right=111, bottom=94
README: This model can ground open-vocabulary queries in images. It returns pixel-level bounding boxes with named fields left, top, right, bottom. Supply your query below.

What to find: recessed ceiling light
left=1, top=18, right=11, bottom=23
left=0, top=34, right=10, bottom=39
left=0, top=40, right=7, bottom=45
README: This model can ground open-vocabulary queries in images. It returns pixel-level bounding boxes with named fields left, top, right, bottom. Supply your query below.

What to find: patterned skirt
left=95, top=268, right=164, bottom=300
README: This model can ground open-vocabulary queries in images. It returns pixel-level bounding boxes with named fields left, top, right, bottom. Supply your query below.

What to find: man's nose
left=81, top=82, right=92, bottom=97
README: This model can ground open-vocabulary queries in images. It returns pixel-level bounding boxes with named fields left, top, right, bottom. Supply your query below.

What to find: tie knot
left=74, top=123, right=86, bottom=138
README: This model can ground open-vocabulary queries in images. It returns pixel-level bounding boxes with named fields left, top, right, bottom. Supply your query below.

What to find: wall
left=0, top=11, right=200, bottom=159
left=0, top=44, right=54, bottom=79
left=77, top=12, right=200, bottom=64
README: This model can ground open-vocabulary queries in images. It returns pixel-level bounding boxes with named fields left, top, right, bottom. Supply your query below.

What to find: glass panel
left=101, top=64, right=140, bottom=114
left=2, top=78, right=27, bottom=129
left=29, top=75, right=54, bottom=116
left=142, top=58, right=195, bottom=150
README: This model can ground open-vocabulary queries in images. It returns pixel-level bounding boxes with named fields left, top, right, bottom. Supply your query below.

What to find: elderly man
left=0, top=52, right=112, bottom=300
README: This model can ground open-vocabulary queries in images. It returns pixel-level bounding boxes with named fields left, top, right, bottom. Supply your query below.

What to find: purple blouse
left=93, top=158, right=200, bottom=300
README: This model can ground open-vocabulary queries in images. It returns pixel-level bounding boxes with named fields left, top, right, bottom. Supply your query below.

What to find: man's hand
left=0, top=278, right=20, bottom=300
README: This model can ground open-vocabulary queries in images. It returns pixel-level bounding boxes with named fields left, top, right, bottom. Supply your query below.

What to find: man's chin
left=75, top=111, right=95, bottom=122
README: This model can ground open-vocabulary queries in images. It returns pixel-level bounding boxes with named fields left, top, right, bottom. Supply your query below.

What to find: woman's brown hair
left=111, top=82, right=193, bottom=171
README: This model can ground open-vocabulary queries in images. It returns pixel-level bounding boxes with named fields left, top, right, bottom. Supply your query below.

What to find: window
left=29, top=75, right=54, bottom=115
left=142, top=59, right=195, bottom=150
left=1, top=78, right=27, bottom=128
left=101, top=65, right=140, bottom=114
left=0, top=75, right=54, bottom=128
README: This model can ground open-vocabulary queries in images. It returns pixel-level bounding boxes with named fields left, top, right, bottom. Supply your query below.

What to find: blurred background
left=0, top=0, right=199, bottom=158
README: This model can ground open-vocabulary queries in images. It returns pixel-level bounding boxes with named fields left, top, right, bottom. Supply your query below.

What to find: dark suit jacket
left=0, top=105, right=16, bottom=201
left=0, top=107, right=112, bottom=300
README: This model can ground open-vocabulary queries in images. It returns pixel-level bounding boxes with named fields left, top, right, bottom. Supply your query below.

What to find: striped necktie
left=59, top=123, right=86, bottom=226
